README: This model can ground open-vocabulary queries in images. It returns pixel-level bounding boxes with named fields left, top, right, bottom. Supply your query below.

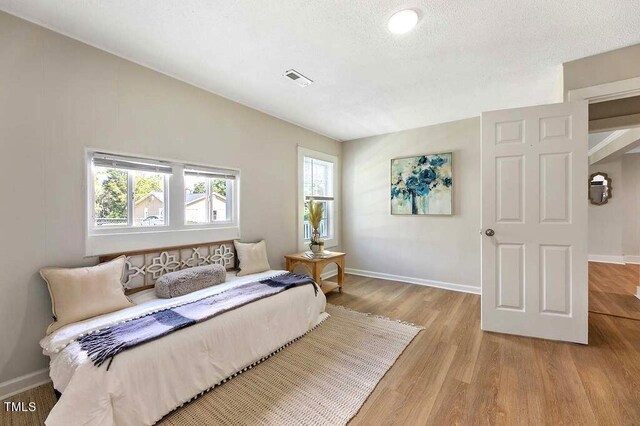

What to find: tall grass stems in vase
left=307, top=198, right=324, bottom=253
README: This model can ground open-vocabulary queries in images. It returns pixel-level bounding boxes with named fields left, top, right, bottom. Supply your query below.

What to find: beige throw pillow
left=234, top=240, right=271, bottom=277
left=40, top=256, right=133, bottom=334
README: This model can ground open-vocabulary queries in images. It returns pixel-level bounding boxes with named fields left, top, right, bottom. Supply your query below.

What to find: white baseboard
left=636, top=286, right=640, bottom=300
left=345, top=268, right=480, bottom=295
left=588, top=255, right=625, bottom=264
left=624, top=255, right=640, bottom=265
left=0, top=368, right=50, bottom=400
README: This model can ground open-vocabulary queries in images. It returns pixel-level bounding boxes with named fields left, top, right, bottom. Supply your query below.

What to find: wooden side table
left=284, top=251, right=346, bottom=294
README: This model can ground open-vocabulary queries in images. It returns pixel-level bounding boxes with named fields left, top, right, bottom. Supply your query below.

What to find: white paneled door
left=481, top=102, right=589, bottom=344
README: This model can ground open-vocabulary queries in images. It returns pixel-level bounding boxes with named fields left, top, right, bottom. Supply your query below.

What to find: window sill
left=89, top=224, right=170, bottom=235
left=301, top=237, right=339, bottom=252
left=85, top=226, right=240, bottom=257
left=183, top=221, right=235, bottom=229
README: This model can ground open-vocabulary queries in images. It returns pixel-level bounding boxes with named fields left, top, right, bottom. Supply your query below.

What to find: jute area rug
left=159, top=304, right=423, bottom=426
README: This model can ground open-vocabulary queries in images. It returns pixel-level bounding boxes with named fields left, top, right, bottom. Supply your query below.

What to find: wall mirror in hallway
left=588, top=172, right=612, bottom=205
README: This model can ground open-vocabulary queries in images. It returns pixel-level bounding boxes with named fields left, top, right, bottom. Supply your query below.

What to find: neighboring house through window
left=86, top=151, right=240, bottom=256
left=135, top=193, right=164, bottom=221
left=91, top=153, right=171, bottom=228
left=184, top=168, right=234, bottom=225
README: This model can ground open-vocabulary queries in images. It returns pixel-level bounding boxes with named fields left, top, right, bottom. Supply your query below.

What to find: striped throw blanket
left=78, top=273, right=318, bottom=368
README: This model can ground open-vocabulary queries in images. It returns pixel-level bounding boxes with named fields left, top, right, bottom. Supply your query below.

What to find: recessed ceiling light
left=388, top=9, right=419, bottom=34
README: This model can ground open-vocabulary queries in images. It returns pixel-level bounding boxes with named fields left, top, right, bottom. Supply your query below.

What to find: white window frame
left=89, top=152, right=172, bottom=231
left=297, top=147, right=339, bottom=251
left=85, top=149, right=240, bottom=256
left=183, top=167, right=237, bottom=228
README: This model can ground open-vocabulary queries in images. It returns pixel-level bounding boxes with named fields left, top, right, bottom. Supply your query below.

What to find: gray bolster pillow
left=155, top=264, right=226, bottom=298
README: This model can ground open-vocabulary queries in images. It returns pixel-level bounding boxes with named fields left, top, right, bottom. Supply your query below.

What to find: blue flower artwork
left=391, top=153, right=452, bottom=215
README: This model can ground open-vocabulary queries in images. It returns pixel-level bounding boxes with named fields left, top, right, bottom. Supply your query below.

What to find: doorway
left=479, top=81, right=640, bottom=344
left=587, top=124, right=640, bottom=321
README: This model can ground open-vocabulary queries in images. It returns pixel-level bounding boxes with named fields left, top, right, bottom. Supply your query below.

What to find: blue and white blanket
left=78, top=272, right=318, bottom=368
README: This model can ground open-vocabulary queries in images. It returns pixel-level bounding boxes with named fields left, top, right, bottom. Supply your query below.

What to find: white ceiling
left=589, top=131, right=614, bottom=150
left=589, top=128, right=640, bottom=156
left=2, top=1, right=640, bottom=141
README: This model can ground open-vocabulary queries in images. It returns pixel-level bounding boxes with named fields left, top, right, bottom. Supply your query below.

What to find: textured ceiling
left=2, top=1, right=640, bottom=141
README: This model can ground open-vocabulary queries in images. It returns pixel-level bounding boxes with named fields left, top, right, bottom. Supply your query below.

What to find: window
left=91, top=153, right=171, bottom=228
left=87, top=151, right=240, bottom=255
left=298, top=147, right=339, bottom=249
left=184, top=168, right=235, bottom=225
left=303, top=157, right=333, bottom=239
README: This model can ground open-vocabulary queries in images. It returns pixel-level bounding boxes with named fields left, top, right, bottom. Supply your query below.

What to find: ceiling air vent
left=283, top=69, right=313, bottom=87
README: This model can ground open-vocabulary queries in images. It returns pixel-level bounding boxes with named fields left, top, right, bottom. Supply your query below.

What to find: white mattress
left=41, top=270, right=327, bottom=426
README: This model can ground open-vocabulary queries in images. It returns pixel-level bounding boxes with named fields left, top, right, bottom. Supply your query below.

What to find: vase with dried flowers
left=307, top=198, right=324, bottom=254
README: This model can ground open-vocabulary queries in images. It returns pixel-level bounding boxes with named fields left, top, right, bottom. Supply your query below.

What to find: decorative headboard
left=100, top=240, right=237, bottom=294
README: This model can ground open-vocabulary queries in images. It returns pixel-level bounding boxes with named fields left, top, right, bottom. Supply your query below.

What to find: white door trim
left=568, top=76, right=640, bottom=104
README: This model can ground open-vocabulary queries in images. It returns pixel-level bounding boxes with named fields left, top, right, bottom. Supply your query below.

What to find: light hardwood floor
left=328, top=274, right=640, bottom=425
left=588, top=261, right=640, bottom=320
left=3, top=273, right=640, bottom=425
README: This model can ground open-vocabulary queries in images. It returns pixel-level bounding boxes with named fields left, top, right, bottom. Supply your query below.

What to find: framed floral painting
left=390, top=152, right=452, bottom=215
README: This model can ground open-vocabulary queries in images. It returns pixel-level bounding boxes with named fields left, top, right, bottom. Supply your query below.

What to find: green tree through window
left=94, top=171, right=165, bottom=224
left=95, top=169, right=127, bottom=220
left=134, top=174, right=163, bottom=201
left=192, top=179, right=226, bottom=196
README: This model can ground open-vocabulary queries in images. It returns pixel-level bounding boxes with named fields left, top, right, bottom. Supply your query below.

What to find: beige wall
left=0, top=12, right=340, bottom=385
left=622, top=154, right=640, bottom=259
left=588, top=161, right=624, bottom=258
left=587, top=155, right=640, bottom=261
left=564, top=44, right=640, bottom=93
left=564, top=44, right=640, bottom=131
left=342, top=117, right=480, bottom=290
left=563, top=44, right=640, bottom=260
left=589, top=96, right=640, bottom=121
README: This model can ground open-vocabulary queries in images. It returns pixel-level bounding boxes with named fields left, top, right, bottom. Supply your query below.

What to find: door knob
left=485, top=229, right=495, bottom=237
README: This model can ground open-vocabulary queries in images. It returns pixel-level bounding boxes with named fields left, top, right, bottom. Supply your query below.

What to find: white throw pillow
left=234, top=240, right=271, bottom=277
